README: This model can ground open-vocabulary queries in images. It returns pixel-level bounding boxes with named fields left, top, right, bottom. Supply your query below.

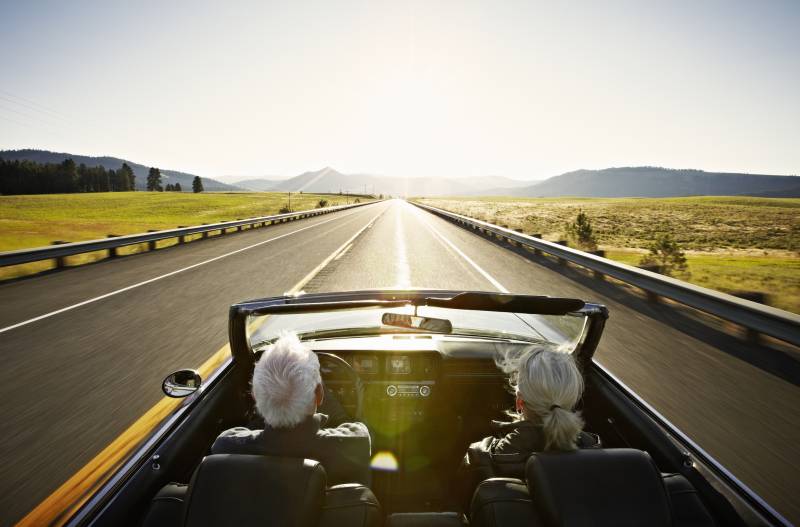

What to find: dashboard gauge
left=352, top=355, right=378, bottom=374
left=388, top=355, right=411, bottom=375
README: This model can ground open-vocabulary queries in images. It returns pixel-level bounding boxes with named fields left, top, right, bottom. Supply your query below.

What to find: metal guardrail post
left=556, top=240, right=568, bottom=265
left=51, top=241, right=68, bottom=268
left=107, top=235, right=121, bottom=258
left=147, top=231, right=158, bottom=250
left=530, top=234, right=543, bottom=255
left=589, top=250, right=606, bottom=279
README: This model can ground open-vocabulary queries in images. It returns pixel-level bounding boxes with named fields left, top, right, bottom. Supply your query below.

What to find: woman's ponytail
left=541, top=405, right=584, bottom=451
left=514, top=347, right=586, bottom=451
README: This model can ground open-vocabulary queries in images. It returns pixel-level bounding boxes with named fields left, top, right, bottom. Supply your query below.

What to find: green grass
left=0, top=191, right=362, bottom=279
left=605, top=250, right=800, bottom=313
left=416, top=196, right=800, bottom=314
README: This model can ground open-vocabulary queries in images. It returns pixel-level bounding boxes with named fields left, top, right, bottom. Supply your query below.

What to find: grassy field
left=416, top=196, right=800, bottom=313
left=0, top=191, right=362, bottom=279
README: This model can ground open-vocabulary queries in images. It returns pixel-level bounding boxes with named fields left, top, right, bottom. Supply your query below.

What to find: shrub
left=640, top=233, right=690, bottom=278
left=279, top=205, right=291, bottom=214
left=354, top=198, right=361, bottom=203
left=565, top=210, right=598, bottom=251
left=317, top=199, right=328, bottom=208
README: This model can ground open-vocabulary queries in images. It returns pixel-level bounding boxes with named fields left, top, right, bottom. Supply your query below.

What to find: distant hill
left=232, top=178, right=285, bottom=191
left=745, top=185, right=800, bottom=198
left=500, top=167, right=800, bottom=198
left=0, top=149, right=242, bottom=192
left=264, top=167, right=530, bottom=196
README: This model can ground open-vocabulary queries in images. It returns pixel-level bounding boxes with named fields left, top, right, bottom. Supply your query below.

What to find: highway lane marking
left=394, top=206, right=411, bottom=288
left=17, top=206, right=388, bottom=527
left=333, top=243, right=353, bottom=261
left=409, top=202, right=509, bottom=293
left=289, top=209, right=385, bottom=293
left=0, top=206, right=379, bottom=336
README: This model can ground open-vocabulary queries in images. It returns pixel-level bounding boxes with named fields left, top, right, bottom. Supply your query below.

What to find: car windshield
left=247, top=305, right=588, bottom=352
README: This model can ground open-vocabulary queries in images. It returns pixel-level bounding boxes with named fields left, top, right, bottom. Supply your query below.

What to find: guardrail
left=413, top=201, right=800, bottom=348
left=0, top=201, right=375, bottom=269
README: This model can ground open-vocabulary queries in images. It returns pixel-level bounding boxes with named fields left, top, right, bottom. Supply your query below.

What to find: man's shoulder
left=317, top=421, right=370, bottom=440
left=211, top=427, right=264, bottom=453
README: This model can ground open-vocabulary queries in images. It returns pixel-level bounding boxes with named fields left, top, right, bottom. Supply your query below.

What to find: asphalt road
left=1, top=199, right=797, bottom=525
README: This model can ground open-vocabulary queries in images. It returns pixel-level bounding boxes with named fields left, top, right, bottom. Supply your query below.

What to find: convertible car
left=67, top=290, right=783, bottom=526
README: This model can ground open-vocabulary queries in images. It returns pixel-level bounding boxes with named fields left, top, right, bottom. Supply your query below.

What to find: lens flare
left=370, top=451, right=399, bottom=472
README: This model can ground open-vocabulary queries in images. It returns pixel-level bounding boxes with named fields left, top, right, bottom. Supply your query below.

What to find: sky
left=0, top=0, right=798, bottom=181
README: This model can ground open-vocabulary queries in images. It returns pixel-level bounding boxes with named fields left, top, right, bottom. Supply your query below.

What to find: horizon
left=2, top=148, right=798, bottom=185
left=1, top=1, right=799, bottom=180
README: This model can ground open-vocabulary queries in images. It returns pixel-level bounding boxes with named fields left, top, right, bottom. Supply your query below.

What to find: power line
left=0, top=90, right=70, bottom=121
left=0, top=103, right=61, bottom=129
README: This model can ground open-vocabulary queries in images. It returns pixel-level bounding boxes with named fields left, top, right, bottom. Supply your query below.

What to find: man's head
left=252, top=332, right=323, bottom=428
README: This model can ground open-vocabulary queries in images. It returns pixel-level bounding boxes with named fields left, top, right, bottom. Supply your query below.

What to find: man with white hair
left=211, top=332, right=371, bottom=485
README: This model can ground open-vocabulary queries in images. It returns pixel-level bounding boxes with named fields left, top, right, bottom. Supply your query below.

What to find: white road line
left=288, top=209, right=386, bottom=294
left=333, top=244, right=353, bottom=261
left=0, top=207, right=376, bottom=335
left=394, top=207, right=411, bottom=288
left=408, top=202, right=509, bottom=293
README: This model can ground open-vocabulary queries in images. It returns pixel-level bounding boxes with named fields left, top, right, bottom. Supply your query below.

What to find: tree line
left=146, top=167, right=203, bottom=193
left=0, top=158, right=135, bottom=195
left=0, top=158, right=206, bottom=195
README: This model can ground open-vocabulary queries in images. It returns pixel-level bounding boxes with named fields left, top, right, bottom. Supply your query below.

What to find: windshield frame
left=230, top=289, right=608, bottom=367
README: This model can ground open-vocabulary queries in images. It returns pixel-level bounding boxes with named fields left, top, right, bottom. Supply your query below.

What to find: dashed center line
left=0, top=207, right=372, bottom=335
left=408, top=202, right=509, bottom=293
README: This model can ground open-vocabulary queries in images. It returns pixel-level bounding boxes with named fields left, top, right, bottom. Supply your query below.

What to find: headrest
left=525, top=448, right=672, bottom=527
left=184, top=454, right=326, bottom=527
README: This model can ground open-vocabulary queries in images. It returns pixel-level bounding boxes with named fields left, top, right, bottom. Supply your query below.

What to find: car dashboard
left=304, top=334, right=521, bottom=502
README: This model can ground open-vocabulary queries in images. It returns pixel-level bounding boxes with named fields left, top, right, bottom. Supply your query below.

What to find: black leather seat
left=141, top=454, right=381, bottom=527
left=470, top=478, right=542, bottom=527
left=470, top=449, right=716, bottom=527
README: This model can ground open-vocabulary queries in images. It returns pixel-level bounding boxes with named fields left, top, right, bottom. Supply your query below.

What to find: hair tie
left=549, top=404, right=561, bottom=411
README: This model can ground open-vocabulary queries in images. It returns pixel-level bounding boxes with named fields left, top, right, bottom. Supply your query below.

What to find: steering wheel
left=317, top=352, right=364, bottom=421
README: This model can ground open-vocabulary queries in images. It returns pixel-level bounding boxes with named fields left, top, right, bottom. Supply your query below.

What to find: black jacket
left=458, top=420, right=601, bottom=506
left=211, top=413, right=371, bottom=486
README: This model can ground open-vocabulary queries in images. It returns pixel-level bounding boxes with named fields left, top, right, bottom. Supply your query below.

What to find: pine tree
left=175, top=182, right=182, bottom=192
left=565, top=210, right=598, bottom=251
left=192, top=176, right=204, bottom=193
left=640, top=234, right=689, bottom=278
left=147, top=167, right=163, bottom=191
left=119, top=163, right=135, bottom=191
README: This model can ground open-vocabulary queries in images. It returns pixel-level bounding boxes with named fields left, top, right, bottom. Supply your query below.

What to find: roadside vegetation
left=415, top=196, right=800, bottom=313
left=0, top=191, right=363, bottom=279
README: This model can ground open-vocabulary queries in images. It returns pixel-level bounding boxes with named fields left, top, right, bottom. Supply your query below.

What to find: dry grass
left=416, top=196, right=800, bottom=313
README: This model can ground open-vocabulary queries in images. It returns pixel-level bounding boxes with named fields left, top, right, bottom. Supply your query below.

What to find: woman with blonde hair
left=457, top=346, right=600, bottom=506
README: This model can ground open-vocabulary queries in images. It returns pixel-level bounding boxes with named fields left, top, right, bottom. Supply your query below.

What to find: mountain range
left=0, top=149, right=242, bottom=192
left=2, top=149, right=797, bottom=198
left=232, top=167, right=531, bottom=196
left=497, top=167, right=800, bottom=198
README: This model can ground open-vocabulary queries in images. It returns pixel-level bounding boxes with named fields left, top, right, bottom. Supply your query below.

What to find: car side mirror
left=162, top=369, right=202, bottom=398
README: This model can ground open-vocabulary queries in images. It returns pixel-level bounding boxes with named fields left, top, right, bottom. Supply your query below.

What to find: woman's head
left=508, top=347, right=585, bottom=450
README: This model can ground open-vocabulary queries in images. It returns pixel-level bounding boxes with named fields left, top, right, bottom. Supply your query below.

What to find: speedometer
left=352, top=355, right=378, bottom=374
left=388, top=355, right=411, bottom=375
